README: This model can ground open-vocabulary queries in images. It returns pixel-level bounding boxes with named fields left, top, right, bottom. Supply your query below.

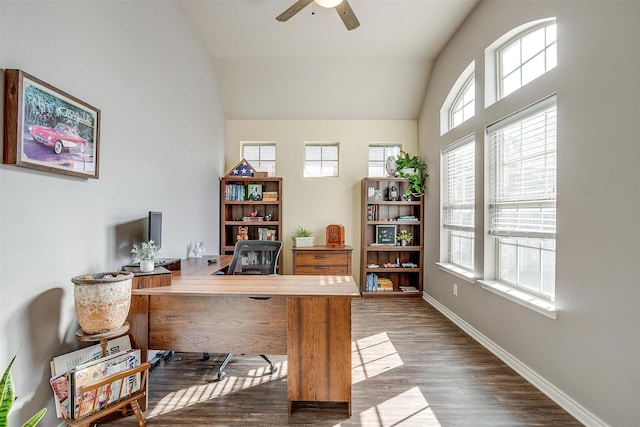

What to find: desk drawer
left=294, top=265, right=351, bottom=275
left=295, top=252, right=349, bottom=266
left=292, top=248, right=352, bottom=276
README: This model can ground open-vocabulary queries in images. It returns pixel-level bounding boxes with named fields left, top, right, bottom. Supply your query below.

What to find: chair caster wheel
left=202, top=352, right=211, bottom=361
left=217, top=370, right=227, bottom=381
left=269, top=363, right=278, bottom=374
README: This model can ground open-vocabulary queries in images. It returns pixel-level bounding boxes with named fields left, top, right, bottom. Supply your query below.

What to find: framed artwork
left=3, top=69, right=101, bottom=179
left=376, top=225, right=397, bottom=245
left=247, top=184, right=262, bottom=201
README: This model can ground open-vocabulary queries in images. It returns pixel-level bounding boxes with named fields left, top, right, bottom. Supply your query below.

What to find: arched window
left=498, top=20, right=556, bottom=98
left=440, top=61, right=475, bottom=135
left=450, top=75, right=475, bottom=129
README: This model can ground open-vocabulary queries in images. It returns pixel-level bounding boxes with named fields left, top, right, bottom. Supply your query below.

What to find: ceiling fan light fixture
left=314, top=0, right=343, bottom=8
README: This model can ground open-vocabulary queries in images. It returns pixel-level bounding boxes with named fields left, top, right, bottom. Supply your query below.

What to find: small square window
left=304, top=143, right=339, bottom=177
left=242, top=143, right=276, bottom=176
left=368, top=144, right=401, bottom=177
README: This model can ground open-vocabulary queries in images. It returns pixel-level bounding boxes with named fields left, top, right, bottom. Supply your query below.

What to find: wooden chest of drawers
left=292, top=246, right=353, bottom=276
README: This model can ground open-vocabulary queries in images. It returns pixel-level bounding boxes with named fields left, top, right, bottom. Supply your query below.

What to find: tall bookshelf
left=360, top=177, right=424, bottom=297
left=220, top=176, right=283, bottom=272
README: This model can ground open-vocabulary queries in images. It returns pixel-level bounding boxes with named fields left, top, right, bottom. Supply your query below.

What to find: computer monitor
left=148, top=211, right=162, bottom=248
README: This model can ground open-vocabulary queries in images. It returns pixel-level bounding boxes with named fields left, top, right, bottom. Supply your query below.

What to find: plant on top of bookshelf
left=1, top=354, right=47, bottom=427
left=396, top=151, right=428, bottom=196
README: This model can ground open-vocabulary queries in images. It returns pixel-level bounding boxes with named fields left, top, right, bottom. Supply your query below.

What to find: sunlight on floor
left=348, top=333, right=441, bottom=427
left=146, top=360, right=288, bottom=417
left=147, top=332, right=440, bottom=426
left=352, top=332, right=404, bottom=384
left=359, top=387, right=441, bottom=427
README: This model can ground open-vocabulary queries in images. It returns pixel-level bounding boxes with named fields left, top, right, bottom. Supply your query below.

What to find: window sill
left=436, top=262, right=475, bottom=284
left=478, top=280, right=557, bottom=319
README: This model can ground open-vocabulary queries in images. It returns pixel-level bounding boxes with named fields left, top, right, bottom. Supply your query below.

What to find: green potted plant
left=395, top=151, right=429, bottom=196
left=397, top=229, right=413, bottom=246
left=292, top=226, right=314, bottom=247
left=1, top=354, right=47, bottom=427
left=131, top=240, right=160, bottom=272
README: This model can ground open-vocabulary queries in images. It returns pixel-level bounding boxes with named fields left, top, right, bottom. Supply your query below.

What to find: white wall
left=226, top=120, right=417, bottom=279
left=0, top=2, right=225, bottom=425
left=418, top=1, right=639, bottom=426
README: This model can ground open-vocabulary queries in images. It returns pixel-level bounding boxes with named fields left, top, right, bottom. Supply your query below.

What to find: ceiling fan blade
left=335, top=0, right=360, bottom=30
left=276, top=0, right=314, bottom=22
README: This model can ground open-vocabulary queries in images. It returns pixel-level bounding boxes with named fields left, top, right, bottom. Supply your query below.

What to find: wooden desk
left=172, top=255, right=232, bottom=277
left=129, top=274, right=359, bottom=415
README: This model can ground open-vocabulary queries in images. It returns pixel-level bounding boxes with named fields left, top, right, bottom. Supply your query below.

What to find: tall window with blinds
left=442, top=137, right=475, bottom=270
left=487, top=95, right=557, bottom=299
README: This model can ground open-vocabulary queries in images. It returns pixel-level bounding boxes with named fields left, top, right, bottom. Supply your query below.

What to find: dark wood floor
left=104, top=298, right=581, bottom=426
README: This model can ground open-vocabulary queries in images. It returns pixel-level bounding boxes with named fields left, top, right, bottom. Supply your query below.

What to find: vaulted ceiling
left=179, top=0, right=478, bottom=120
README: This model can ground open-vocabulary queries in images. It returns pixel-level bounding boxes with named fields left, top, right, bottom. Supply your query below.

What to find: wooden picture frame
left=3, top=69, right=100, bottom=179
left=376, top=225, right=397, bottom=245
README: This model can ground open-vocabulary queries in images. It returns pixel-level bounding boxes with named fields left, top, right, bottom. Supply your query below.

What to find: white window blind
left=487, top=96, right=557, bottom=239
left=443, top=138, right=475, bottom=232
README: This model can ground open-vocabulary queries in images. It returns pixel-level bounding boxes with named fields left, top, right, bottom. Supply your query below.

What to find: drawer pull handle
left=314, top=255, right=330, bottom=258
left=315, top=266, right=330, bottom=269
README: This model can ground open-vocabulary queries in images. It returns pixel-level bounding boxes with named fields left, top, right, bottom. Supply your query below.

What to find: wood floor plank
left=102, top=298, right=582, bottom=426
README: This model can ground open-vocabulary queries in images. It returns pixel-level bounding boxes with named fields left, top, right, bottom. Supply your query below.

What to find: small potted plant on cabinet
left=131, top=240, right=160, bottom=272
left=292, top=226, right=314, bottom=247
left=396, top=151, right=428, bottom=197
left=397, top=229, right=413, bottom=246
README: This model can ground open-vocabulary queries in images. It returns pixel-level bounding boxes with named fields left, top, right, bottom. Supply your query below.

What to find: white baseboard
left=422, top=293, right=608, bottom=427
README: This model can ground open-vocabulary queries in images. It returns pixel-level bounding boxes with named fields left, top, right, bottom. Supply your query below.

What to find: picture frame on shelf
left=3, top=69, right=101, bottom=179
left=247, top=184, right=262, bottom=201
left=376, top=225, right=397, bottom=245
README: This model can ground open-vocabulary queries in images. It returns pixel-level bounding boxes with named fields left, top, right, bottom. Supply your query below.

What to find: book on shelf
left=365, top=273, right=377, bottom=291
left=400, top=286, right=420, bottom=293
left=367, top=205, right=379, bottom=221
left=224, top=184, right=246, bottom=201
left=262, top=191, right=278, bottom=201
left=378, top=278, right=394, bottom=291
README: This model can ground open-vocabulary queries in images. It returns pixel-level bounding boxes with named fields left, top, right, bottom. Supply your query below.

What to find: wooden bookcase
left=360, top=177, right=423, bottom=297
left=220, top=176, right=283, bottom=272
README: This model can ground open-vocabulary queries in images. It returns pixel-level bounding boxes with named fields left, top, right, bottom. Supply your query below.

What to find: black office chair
left=206, top=240, right=283, bottom=381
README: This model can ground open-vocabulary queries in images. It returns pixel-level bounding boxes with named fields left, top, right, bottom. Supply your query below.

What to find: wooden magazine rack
left=64, top=362, right=150, bottom=427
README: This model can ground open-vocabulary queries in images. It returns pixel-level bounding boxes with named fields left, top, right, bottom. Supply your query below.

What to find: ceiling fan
left=276, top=0, right=360, bottom=31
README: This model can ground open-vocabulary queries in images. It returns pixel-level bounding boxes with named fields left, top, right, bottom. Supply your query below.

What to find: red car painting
left=28, top=123, right=88, bottom=154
